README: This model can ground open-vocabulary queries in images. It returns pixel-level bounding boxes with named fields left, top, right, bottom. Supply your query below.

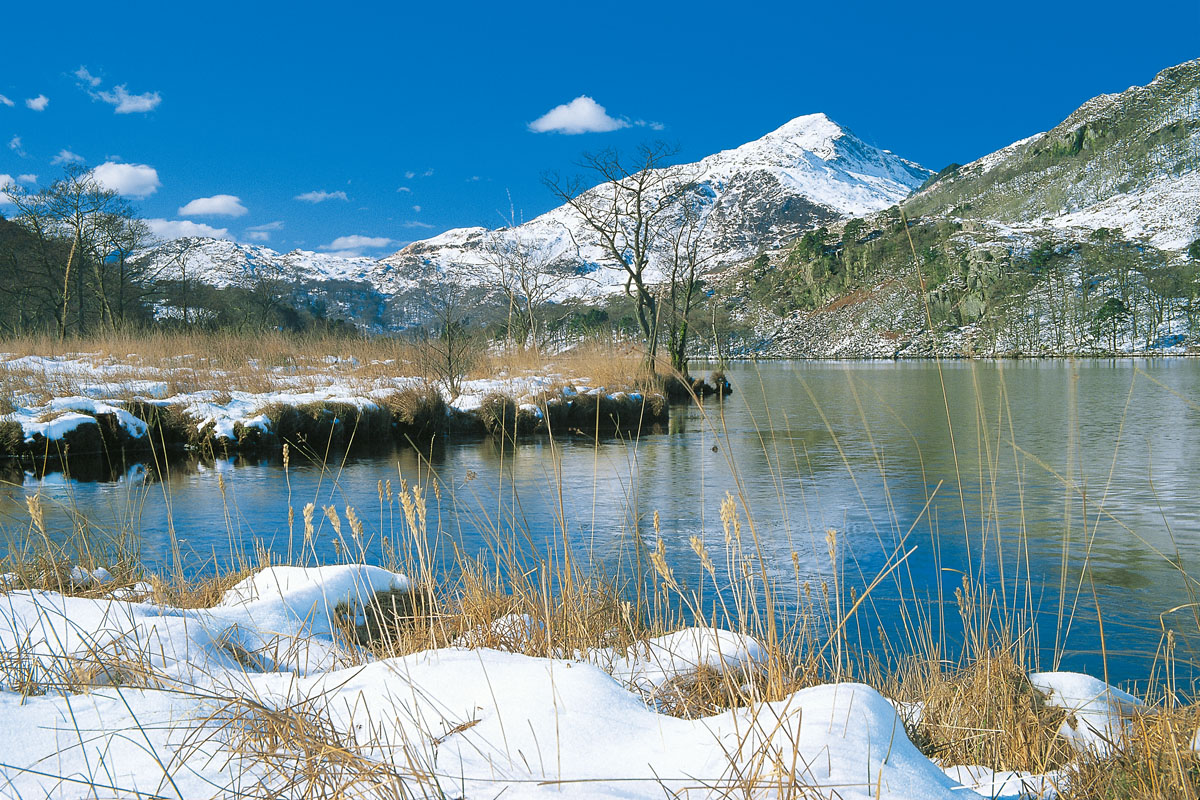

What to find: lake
left=4, top=359, right=1198, bottom=687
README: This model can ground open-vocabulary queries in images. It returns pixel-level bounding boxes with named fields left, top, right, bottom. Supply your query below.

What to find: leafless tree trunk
left=658, top=187, right=713, bottom=376
left=544, top=142, right=688, bottom=370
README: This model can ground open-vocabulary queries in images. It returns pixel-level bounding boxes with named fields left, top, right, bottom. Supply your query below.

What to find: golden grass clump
left=384, top=384, right=446, bottom=442
left=899, top=652, right=1074, bottom=773
left=1064, top=704, right=1200, bottom=799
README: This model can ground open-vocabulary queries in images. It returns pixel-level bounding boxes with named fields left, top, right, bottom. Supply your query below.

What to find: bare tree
left=3, top=165, right=132, bottom=338
left=159, top=237, right=207, bottom=325
left=475, top=201, right=574, bottom=352
left=544, top=142, right=688, bottom=369
left=414, top=285, right=479, bottom=398
left=99, top=214, right=153, bottom=327
left=657, top=187, right=714, bottom=376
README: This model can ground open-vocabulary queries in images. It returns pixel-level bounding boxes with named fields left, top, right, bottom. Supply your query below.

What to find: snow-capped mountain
left=375, top=113, right=931, bottom=297
left=909, top=58, right=1200, bottom=252
left=135, top=113, right=931, bottom=327
left=144, top=238, right=389, bottom=288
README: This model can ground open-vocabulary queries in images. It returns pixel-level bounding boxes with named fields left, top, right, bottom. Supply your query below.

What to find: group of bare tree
left=540, top=142, right=712, bottom=377
left=1, top=165, right=155, bottom=337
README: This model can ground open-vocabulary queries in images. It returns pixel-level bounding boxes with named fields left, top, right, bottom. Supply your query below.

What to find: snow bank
left=1030, top=670, right=1142, bottom=755
left=0, top=563, right=1034, bottom=799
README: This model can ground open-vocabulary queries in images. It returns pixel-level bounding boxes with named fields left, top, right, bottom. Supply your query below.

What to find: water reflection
left=1, top=358, right=1197, bottom=686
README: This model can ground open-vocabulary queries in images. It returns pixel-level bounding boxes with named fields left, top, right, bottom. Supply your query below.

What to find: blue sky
left=1, top=0, right=1196, bottom=257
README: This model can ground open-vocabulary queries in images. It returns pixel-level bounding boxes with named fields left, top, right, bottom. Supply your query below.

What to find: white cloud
left=323, top=235, right=392, bottom=250
left=319, top=234, right=393, bottom=256
left=96, top=85, right=161, bottom=114
left=8, top=136, right=24, bottom=157
left=295, top=190, right=348, bottom=203
left=404, top=171, right=415, bottom=179
left=402, top=221, right=434, bottom=229
left=422, top=168, right=434, bottom=177
left=146, top=218, right=230, bottom=240
left=25, top=95, right=49, bottom=112
left=529, top=96, right=629, bottom=135
left=74, top=66, right=102, bottom=88
left=0, top=95, right=12, bottom=107
left=412, top=205, right=421, bottom=213
left=92, top=162, right=161, bottom=197
left=633, top=119, right=666, bottom=131
left=17, top=174, right=36, bottom=183
left=243, top=220, right=283, bottom=242
left=0, top=174, right=14, bottom=198
left=52, top=149, right=85, bottom=165
left=179, top=194, right=248, bottom=217
left=396, top=186, right=411, bottom=193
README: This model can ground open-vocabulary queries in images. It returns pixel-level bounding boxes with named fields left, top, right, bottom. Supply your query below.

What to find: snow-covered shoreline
left=0, top=562, right=1169, bottom=799
left=0, top=354, right=674, bottom=458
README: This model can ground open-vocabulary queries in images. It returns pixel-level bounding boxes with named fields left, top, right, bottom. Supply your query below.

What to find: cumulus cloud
left=17, top=174, right=36, bottom=183
left=8, top=136, right=24, bottom=157
left=0, top=174, right=14, bottom=192
left=529, top=96, right=629, bottom=135
left=319, top=234, right=393, bottom=256
left=25, top=95, right=49, bottom=112
left=146, top=218, right=230, bottom=240
left=412, top=205, right=421, bottom=213
left=74, top=66, right=102, bottom=88
left=0, top=95, right=12, bottom=107
left=404, top=171, right=415, bottom=180
left=97, top=85, right=162, bottom=114
left=52, top=149, right=85, bottom=165
left=295, top=190, right=348, bottom=203
left=179, top=194, right=248, bottom=217
left=92, top=162, right=161, bottom=197
left=244, top=230, right=271, bottom=242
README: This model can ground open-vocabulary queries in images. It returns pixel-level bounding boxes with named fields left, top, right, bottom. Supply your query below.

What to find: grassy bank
left=0, top=332, right=739, bottom=461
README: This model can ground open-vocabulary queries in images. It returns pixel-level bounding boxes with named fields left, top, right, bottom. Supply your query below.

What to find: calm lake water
left=4, top=359, right=1199, bottom=687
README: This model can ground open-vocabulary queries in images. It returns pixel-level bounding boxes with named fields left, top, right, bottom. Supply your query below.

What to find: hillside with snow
left=136, top=113, right=931, bottom=327
left=376, top=113, right=931, bottom=298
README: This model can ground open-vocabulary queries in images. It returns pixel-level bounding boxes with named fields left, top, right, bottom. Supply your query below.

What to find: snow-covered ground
left=0, top=352, right=650, bottom=447
left=1049, top=169, right=1200, bottom=251
left=0, top=563, right=1155, bottom=799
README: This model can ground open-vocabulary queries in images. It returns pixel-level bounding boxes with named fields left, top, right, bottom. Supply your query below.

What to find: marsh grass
left=0, top=354, right=1196, bottom=798
left=0, top=330, right=657, bottom=399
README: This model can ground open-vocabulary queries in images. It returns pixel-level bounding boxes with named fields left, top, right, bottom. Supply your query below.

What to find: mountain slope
left=375, top=113, right=931, bottom=298
left=908, top=58, right=1200, bottom=251
left=728, top=59, right=1200, bottom=358
left=137, top=114, right=931, bottom=327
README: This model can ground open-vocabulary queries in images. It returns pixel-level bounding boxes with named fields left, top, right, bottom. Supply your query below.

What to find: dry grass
left=1065, top=703, right=1200, bottom=799
left=0, top=329, right=656, bottom=400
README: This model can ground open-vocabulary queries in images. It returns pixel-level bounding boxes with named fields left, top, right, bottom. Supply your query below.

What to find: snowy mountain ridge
left=374, top=113, right=932, bottom=297
left=136, top=112, right=933, bottom=323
